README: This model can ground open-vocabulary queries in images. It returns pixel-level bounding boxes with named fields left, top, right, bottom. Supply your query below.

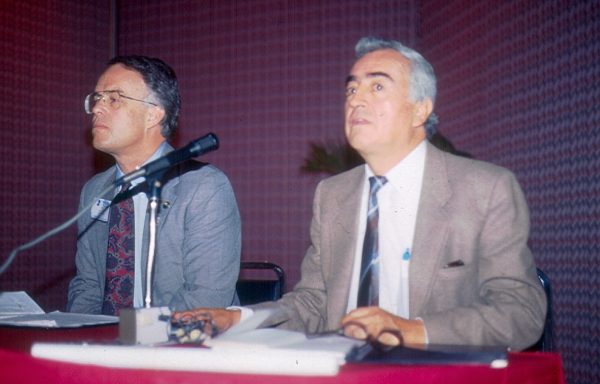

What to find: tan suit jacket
left=255, top=142, right=546, bottom=350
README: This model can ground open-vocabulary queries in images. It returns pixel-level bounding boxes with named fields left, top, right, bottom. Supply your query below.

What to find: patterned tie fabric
left=101, top=184, right=135, bottom=315
left=357, top=175, right=388, bottom=307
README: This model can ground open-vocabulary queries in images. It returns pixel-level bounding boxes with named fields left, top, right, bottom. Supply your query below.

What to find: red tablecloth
left=0, top=325, right=565, bottom=384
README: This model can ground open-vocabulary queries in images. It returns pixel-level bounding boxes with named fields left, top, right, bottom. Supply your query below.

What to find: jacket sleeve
left=67, top=182, right=106, bottom=314
left=251, top=180, right=329, bottom=333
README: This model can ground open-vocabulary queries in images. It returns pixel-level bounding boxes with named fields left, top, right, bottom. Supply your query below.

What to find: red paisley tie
left=101, top=184, right=135, bottom=315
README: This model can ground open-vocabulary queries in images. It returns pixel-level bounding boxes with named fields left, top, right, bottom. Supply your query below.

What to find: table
left=0, top=324, right=118, bottom=352
left=0, top=325, right=565, bottom=384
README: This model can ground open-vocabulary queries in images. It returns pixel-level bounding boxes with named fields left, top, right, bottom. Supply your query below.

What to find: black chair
left=530, top=268, right=554, bottom=351
left=236, top=261, right=285, bottom=305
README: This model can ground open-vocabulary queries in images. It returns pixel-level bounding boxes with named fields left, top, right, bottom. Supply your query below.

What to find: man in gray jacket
left=68, top=56, right=241, bottom=315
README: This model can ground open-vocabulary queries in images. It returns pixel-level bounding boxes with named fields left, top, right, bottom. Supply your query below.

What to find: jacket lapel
left=93, top=168, right=118, bottom=278
left=409, top=143, right=452, bottom=317
left=327, top=167, right=364, bottom=326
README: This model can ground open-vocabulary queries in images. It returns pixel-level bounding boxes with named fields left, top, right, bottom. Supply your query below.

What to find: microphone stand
left=119, top=133, right=220, bottom=345
left=144, top=175, right=163, bottom=308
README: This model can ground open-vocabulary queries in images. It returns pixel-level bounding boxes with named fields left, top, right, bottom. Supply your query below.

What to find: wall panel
left=0, top=1, right=111, bottom=310
left=419, top=1, right=600, bottom=383
left=117, top=0, right=417, bottom=290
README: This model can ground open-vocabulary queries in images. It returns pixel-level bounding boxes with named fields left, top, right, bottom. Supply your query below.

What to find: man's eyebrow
left=368, top=71, right=394, bottom=81
left=345, top=72, right=394, bottom=85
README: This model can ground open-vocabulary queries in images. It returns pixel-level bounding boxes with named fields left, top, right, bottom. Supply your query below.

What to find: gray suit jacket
left=67, top=152, right=241, bottom=313
left=255, top=143, right=546, bottom=350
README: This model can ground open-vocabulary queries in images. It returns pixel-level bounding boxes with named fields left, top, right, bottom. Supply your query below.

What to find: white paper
left=31, top=343, right=341, bottom=376
left=284, top=334, right=365, bottom=359
left=206, top=308, right=365, bottom=361
left=0, top=291, right=44, bottom=318
left=206, top=327, right=308, bottom=349
left=29, top=305, right=360, bottom=376
left=0, top=291, right=117, bottom=328
left=0, top=311, right=118, bottom=328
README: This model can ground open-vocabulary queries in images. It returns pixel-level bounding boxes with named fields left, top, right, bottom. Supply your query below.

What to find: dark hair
left=108, top=55, right=180, bottom=138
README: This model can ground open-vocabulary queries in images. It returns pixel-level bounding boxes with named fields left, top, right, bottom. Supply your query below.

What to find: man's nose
left=91, top=96, right=107, bottom=115
left=347, top=88, right=367, bottom=108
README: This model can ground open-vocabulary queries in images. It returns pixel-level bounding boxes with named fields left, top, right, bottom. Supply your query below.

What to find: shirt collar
left=115, top=141, right=170, bottom=182
left=365, top=140, right=427, bottom=191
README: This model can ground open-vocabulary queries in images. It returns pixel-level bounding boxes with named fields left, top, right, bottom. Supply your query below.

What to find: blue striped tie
left=357, top=175, right=387, bottom=307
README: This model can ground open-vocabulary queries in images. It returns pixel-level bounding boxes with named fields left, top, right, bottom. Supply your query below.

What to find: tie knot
left=368, top=176, right=387, bottom=195
left=113, top=182, right=133, bottom=204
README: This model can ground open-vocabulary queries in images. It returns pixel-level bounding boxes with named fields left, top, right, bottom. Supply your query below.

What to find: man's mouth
left=92, top=121, right=109, bottom=131
left=348, top=115, right=370, bottom=126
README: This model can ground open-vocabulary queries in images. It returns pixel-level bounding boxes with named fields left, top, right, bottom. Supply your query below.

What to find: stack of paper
left=31, top=309, right=362, bottom=376
left=31, top=342, right=345, bottom=376
left=0, top=291, right=44, bottom=317
left=29, top=307, right=509, bottom=374
left=0, top=291, right=117, bottom=328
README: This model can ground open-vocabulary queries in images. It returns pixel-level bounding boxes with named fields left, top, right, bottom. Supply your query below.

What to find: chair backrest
left=531, top=268, right=554, bottom=351
left=236, top=261, right=285, bottom=306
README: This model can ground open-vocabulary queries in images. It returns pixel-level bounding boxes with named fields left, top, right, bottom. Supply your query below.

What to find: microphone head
left=206, top=132, right=219, bottom=150
left=190, top=133, right=219, bottom=156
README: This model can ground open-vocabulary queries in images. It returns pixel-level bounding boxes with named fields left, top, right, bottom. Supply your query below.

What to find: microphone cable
left=0, top=183, right=115, bottom=276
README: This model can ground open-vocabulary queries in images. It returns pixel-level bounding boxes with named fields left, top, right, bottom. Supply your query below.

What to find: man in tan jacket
left=177, top=37, right=546, bottom=351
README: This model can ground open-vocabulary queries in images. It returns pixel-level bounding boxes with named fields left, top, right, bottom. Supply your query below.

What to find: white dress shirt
left=346, top=141, right=426, bottom=318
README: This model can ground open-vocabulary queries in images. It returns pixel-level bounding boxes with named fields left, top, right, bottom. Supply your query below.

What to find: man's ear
left=412, top=98, right=433, bottom=128
left=146, top=106, right=165, bottom=129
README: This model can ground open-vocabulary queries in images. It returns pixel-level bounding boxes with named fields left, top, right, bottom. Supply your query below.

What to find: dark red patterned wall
left=0, top=2, right=110, bottom=310
left=1, top=1, right=598, bottom=383
left=419, top=1, right=600, bottom=383
left=0, top=0, right=416, bottom=310
left=116, top=0, right=417, bottom=295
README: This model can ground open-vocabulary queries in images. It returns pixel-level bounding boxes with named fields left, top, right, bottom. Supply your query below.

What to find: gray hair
left=355, top=37, right=438, bottom=136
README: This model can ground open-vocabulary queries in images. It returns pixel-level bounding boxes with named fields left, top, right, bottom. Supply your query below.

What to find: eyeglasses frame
left=84, top=90, right=158, bottom=114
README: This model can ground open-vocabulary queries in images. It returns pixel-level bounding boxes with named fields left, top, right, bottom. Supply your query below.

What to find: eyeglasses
left=84, top=90, right=158, bottom=114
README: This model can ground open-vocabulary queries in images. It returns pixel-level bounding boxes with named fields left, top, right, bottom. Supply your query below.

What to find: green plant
left=301, top=141, right=364, bottom=175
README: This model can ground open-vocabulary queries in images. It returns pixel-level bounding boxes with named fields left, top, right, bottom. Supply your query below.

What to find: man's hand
left=172, top=308, right=241, bottom=335
left=341, top=307, right=426, bottom=346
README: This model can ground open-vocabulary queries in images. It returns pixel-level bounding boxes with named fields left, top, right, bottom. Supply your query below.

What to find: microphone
left=119, top=132, right=219, bottom=185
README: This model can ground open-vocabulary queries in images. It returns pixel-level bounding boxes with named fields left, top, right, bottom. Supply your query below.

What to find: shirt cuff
left=226, top=306, right=254, bottom=323
left=415, top=317, right=429, bottom=344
